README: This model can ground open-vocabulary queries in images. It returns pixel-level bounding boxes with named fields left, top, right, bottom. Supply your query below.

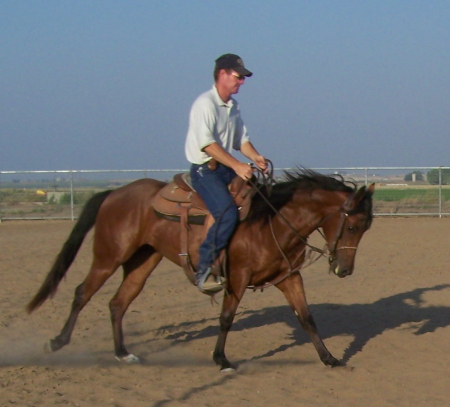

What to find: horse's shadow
left=145, top=284, right=450, bottom=365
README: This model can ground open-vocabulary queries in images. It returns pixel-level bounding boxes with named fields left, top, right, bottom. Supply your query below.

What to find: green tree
left=427, top=168, right=450, bottom=185
left=404, top=171, right=424, bottom=181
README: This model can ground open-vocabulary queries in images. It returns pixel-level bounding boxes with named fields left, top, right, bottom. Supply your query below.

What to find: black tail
left=26, top=189, right=113, bottom=313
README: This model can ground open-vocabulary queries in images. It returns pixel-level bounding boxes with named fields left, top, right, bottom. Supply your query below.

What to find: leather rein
left=246, top=164, right=357, bottom=291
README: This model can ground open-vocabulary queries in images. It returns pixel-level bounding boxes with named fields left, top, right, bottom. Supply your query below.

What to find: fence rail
left=1, top=167, right=450, bottom=221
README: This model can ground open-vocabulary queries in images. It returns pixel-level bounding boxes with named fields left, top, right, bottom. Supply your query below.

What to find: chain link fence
left=1, top=167, right=450, bottom=221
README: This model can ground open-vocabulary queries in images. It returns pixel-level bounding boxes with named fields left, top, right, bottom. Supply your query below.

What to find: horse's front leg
left=213, top=285, right=245, bottom=372
left=276, top=273, right=341, bottom=367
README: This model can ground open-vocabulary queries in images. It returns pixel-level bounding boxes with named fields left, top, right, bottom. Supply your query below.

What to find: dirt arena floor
left=1, top=218, right=450, bottom=407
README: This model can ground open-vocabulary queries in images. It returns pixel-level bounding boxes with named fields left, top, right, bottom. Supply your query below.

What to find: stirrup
left=197, top=269, right=225, bottom=294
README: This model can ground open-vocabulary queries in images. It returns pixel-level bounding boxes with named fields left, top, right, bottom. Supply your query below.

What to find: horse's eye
left=348, top=226, right=355, bottom=232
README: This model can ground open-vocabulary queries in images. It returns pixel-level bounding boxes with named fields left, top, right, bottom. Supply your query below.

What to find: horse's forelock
left=347, top=187, right=374, bottom=228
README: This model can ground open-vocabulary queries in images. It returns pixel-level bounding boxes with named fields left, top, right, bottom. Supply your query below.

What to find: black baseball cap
left=215, top=54, right=253, bottom=77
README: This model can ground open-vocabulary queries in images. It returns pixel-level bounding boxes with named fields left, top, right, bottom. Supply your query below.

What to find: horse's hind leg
left=277, top=274, right=341, bottom=367
left=46, top=258, right=119, bottom=353
left=109, top=247, right=163, bottom=363
left=213, top=281, right=247, bottom=371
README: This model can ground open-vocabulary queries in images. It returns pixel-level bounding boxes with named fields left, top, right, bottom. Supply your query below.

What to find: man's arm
left=240, top=141, right=267, bottom=171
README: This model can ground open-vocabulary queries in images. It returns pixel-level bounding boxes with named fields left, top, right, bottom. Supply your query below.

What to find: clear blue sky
left=1, top=1, right=449, bottom=171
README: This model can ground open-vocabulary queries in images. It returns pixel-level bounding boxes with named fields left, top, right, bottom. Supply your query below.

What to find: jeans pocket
left=191, top=164, right=210, bottom=182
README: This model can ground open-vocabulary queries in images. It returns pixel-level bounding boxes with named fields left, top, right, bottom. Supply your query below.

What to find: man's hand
left=254, top=155, right=268, bottom=173
left=240, top=142, right=268, bottom=174
left=234, top=162, right=254, bottom=181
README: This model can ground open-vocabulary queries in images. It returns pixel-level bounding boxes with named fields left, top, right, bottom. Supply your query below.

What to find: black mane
left=246, top=168, right=357, bottom=224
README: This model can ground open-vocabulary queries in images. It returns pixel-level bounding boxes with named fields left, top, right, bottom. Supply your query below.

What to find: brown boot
left=197, top=268, right=225, bottom=294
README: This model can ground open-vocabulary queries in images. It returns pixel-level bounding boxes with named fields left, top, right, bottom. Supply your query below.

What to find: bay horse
left=27, top=168, right=374, bottom=371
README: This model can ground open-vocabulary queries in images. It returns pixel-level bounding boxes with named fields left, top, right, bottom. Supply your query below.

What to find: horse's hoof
left=324, top=358, right=343, bottom=368
left=115, top=354, right=140, bottom=364
left=44, top=340, right=54, bottom=353
left=220, top=367, right=236, bottom=373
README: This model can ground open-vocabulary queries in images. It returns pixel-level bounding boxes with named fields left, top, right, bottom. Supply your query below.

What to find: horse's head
left=321, top=183, right=375, bottom=278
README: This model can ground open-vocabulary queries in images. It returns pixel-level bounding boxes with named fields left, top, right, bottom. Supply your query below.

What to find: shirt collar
left=212, top=85, right=234, bottom=108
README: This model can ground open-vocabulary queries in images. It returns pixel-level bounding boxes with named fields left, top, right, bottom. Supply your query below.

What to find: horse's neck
left=279, top=191, right=344, bottom=237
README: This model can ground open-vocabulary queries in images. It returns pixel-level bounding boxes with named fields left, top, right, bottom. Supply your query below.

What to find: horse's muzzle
left=328, top=259, right=353, bottom=278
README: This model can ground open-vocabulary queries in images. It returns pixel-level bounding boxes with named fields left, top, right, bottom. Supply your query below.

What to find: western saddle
left=152, top=172, right=254, bottom=284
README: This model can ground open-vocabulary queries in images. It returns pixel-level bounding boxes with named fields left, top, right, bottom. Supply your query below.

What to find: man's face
left=221, top=69, right=245, bottom=95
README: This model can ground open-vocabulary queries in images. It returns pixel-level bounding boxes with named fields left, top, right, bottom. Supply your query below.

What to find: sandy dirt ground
left=1, top=218, right=450, bottom=407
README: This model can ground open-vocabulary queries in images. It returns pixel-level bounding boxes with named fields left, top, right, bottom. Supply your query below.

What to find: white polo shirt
left=185, top=85, right=250, bottom=165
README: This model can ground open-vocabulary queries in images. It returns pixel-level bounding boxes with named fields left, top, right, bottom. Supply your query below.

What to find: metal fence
left=1, top=167, right=450, bottom=221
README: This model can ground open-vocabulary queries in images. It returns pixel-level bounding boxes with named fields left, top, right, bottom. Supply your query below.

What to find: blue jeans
left=190, top=163, right=239, bottom=274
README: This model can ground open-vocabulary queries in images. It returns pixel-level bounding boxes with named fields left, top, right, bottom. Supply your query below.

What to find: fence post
left=439, top=167, right=442, bottom=218
left=70, top=171, right=74, bottom=221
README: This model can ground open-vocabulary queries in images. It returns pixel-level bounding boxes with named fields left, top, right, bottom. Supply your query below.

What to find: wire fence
left=1, top=166, right=450, bottom=221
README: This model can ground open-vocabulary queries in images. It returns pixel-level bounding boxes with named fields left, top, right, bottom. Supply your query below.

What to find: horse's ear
left=343, top=184, right=373, bottom=212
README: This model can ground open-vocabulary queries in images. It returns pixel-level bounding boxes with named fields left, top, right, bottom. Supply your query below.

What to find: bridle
left=324, top=211, right=359, bottom=266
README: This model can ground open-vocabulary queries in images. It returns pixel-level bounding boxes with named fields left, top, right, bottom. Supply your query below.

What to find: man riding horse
left=185, top=53, right=267, bottom=294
